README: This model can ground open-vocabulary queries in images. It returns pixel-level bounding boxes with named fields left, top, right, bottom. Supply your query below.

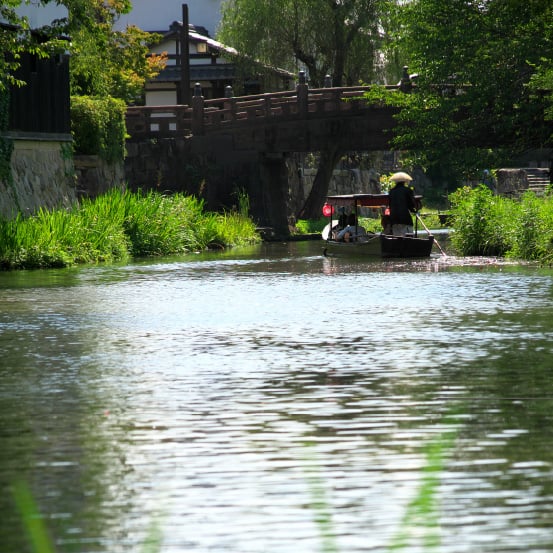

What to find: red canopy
left=324, top=193, right=423, bottom=209
left=325, top=194, right=390, bottom=208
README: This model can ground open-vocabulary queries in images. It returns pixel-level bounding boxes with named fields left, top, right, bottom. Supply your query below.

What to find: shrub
left=449, top=186, right=553, bottom=261
left=507, top=192, right=553, bottom=262
left=71, top=95, right=127, bottom=163
left=449, top=185, right=515, bottom=256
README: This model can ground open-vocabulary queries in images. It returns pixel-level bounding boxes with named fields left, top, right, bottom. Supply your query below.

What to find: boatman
left=388, top=171, right=417, bottom=236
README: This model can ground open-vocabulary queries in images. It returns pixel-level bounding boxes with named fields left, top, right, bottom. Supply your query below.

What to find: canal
left=1, top=241, right=553, bottom=552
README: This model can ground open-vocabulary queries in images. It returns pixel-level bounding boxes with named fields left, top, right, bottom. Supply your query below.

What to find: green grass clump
left=449, top=185, right=553, bottom=261
left=0, top=189, right=260, bottom=270
left=449, top=185, right=515, bottom=256
left=295, top=217, right=328, bottom=234
left=295, top=215, right=383, bottom=235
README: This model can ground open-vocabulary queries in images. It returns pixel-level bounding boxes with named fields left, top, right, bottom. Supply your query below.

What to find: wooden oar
left=415, top=213, right=448, bottom=257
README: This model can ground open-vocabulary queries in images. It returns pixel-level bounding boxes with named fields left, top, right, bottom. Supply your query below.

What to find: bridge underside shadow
left=125, top=106, right=398, bottom=237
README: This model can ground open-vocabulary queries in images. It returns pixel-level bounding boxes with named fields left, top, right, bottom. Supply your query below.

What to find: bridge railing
left=125, top=82, right=399, bottom=141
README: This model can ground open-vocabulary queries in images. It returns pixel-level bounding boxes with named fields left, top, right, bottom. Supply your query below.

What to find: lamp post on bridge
left=192, top=82, right=204, bottom=135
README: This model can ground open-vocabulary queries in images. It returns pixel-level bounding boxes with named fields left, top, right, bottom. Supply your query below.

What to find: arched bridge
left=126, top=81, right=401, bottom=152
left=124, top=80, right=407, bottom=236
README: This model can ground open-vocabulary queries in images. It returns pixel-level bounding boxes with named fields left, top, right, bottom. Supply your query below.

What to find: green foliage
left=448, top=186, right=553, bottom=262
left=295, top=215, right=384, bottom=235
left=0, top=1, right=30, bottom=92
left=507, top=192, right=553, bottom=262
left=295, top=217, right=328, bottom=234
left=71, top=96, right=127, bottom=163
left=389, top=422, right=458, bottom=551
left=1, top=0, right=164, bottom=103
left=1, top=2, right=74, bottom=91
left=0, top=189, right=261, bottom=270
left=449, top=186, right=515, bottom=256
left=209, top=211, right=257, bottom=247
left=528, top=58, right=553, bottom=125
left=122, top=191, right=202, bottom=255
left=11, top=481, right=55, bottom=553
left=45, top=0, right=160, bottom=102
left=218, top=0, right=397, bottom=87
left=391, top=0, right=553, bottom=178
left=360, top=85, right=415, bottom=109
left=13, top=477, right=164, bottom=553
left=69, top=20, right=165, bottom=103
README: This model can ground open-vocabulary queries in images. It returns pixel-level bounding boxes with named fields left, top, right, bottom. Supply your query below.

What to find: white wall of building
left=114, top=0, right=223, bottom=35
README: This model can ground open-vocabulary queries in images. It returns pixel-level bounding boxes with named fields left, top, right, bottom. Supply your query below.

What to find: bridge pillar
left=255, top=153, right=291, bottom=238
left=297, top=71, right=308, bottom=116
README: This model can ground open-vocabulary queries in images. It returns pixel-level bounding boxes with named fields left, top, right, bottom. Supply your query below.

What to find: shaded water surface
left=2, top=241, right=553, bottom=552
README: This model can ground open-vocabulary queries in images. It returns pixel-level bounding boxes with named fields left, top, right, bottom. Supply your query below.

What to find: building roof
left=155, top=64, right=237, bottom=83
left=150, top=22, right=294, bottom=82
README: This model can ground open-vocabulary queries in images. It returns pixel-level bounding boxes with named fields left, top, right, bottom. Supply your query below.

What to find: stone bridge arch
left=125, top=78, right=405, bottom=236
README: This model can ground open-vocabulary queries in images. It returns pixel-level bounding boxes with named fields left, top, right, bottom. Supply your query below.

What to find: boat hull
left=323, top=234, right=434, bottom=258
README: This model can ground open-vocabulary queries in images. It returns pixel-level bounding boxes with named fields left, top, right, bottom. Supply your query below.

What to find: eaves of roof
left=154, top=64, right=237, bottom=83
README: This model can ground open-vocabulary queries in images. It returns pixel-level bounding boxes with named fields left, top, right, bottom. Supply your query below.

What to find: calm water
left=2, top=241, right=553, bottom=553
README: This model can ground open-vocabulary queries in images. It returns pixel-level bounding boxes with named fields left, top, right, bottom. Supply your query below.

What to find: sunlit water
left=2, top=241, right=553, bottom=552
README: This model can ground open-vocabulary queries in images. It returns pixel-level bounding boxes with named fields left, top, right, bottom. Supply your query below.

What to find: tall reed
left=507, top=192, right=553, bottom=262
left=448, top=185, right=553, bottom=261
left=0, top=189, right=260, bottom=270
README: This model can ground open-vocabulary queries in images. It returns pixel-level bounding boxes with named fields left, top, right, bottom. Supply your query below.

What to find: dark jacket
left=389, top=183, right=416, bottom=225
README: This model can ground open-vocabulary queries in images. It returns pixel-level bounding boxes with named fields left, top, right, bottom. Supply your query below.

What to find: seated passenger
left=331, top=213, right=348, bottom=239
left=337, top=213, right=366, bottom=242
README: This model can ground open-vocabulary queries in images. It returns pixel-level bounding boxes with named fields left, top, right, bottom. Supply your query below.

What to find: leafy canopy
left=389, top=0, right=553, bottom=179
left=0, top=0, right=68, bottom=91
left=1, top=0, right=166, bottom=103
left=218, top=0, right=399, bottom=87
left=60, top=0, right=166, bottom=102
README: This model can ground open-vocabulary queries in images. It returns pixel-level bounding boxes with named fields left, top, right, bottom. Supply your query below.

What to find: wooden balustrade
left=125, top=84, right=399, bottom=140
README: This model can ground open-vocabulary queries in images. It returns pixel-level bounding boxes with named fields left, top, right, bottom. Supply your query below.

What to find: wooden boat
left=321, top=193, right=434, bottom=258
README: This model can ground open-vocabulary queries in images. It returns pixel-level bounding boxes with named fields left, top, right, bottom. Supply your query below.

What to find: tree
left=218, top=0, right=398, bottom=219
left=389, top=0, right=553, bottom=181
left=1, top=1, right=28, bottom=91
left=1, top=0, right=165, bottom=103
left=47, top=0, right=166, bottom=103
left=0, top=0, right=68, bottom=92
left=218, top=0, right=397, bottom=87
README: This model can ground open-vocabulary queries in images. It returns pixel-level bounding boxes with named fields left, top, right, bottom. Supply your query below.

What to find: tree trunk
left=298, top=144, right=343, bottom=219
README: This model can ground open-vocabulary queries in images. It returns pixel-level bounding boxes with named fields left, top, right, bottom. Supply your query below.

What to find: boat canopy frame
left=325, top=194, right=390, bottom=210
left=324, top=193, right=424, bottom=210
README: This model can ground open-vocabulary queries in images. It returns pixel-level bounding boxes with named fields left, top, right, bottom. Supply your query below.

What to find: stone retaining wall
left=496, top=169, right=528, bottom=197
left=74, top=155, right=125, bottom=198
left=0, top=137, right=76, bottom=219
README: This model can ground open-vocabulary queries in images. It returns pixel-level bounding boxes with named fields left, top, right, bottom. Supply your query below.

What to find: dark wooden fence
left=8, top=51, right=71, bottom=135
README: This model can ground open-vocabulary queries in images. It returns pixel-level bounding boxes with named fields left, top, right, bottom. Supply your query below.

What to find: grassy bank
left=0, top=189, right=260, bottom=270
left=449, top=185, right=553, bottom=262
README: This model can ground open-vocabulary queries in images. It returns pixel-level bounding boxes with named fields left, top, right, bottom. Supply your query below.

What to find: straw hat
left=389, top=171, right=413, bottom=182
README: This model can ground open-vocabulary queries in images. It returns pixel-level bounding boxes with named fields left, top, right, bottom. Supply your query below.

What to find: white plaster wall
left=114, top=0, right=223, bottom=35
left=146, top=90, right=177, bottom=106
